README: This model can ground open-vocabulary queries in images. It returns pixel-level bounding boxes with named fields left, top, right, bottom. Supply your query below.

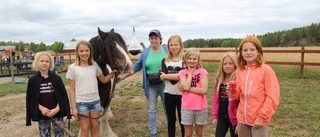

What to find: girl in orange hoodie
left=230, top=36, right=280, bottom=137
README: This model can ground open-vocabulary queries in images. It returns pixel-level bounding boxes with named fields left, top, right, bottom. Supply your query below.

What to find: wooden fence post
left=300, top=46, right=305, bottom=76
left=69, top=53, right=72, bottom=64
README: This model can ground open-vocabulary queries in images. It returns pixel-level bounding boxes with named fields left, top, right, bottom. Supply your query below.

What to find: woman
left=118, top=29, right=168, bottom=137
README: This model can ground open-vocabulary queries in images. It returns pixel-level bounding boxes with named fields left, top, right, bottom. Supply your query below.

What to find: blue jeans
left=76, top=99, right=101, bottom=114
left=147, top=83, right=166, bottom=135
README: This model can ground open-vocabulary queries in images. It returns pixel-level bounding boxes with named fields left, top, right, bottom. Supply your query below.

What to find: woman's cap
left=149, top=29, right=161, bottom=37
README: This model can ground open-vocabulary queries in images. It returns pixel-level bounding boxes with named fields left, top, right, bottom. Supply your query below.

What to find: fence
left=131, top=46, right=320, bottom=76
left=0, top=62, right=36, bottom=78
left=51, top=46, right=320, bottom=76
left=199, top=46, right=320, bottom=76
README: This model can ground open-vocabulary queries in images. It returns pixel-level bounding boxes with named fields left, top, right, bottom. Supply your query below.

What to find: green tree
left=6, top=41, right=13, bottom=45
left=280, top=33, right=288, bottom=45
left=37, top=42, right=47, bottom=51
left=51, top=42, right=64, bottom=53
left=30, top=42, right=37, bottom=52
left=0, top=41, right=6, bottom=46
left=46, top=46, right=52, bottom=51
left=18, top=41, right=25, bottom=52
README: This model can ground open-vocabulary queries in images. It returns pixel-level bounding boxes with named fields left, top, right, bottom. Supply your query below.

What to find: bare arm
left=160, top=72, right=179, bottom=81
left=97, top=70, right=117, bottom=84
left=117, top=71, right=134, bottom=83
left=180, top=71, right=193, bottom=91
left=188, top=75, right=208, bottom=95
left=68, top=79, right=77, bottom=117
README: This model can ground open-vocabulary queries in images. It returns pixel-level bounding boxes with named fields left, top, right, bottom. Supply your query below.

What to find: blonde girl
left=160, top=35, right=185, bottom=137
left=212, top=52, right=239, bottom=137
left=178, top=48, right=209, bottom=137
left=26, top=52, right=71, bottom=137
left=66, top=40, right=116, bottom=137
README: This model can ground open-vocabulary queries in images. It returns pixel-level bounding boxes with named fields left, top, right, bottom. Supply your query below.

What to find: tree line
left=183, top=23, right=320, bottom=48
left=0, top=23, right=319, bottom=53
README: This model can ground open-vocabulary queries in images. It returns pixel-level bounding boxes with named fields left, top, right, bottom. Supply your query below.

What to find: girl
left=232, top=36, right=280, bottom=137
left=178, top=48, right=209, bottom=137
left=26, top=51, right=71, bottom=137
left=212, top=52, right=239, bottom=137
left=66, top=40, right=117, bottom=137
left=160, top=35, right=185, bottom=137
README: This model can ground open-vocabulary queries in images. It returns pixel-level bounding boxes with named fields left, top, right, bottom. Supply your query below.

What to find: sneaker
left=150, top=134, right=157, bottom=137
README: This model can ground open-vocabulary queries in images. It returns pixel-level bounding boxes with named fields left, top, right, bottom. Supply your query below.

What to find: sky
left=0, top=0, right=319, bottom=47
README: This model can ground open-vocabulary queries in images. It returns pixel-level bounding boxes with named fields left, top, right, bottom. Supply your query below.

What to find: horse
left=77, top=27, right=133, bottom=137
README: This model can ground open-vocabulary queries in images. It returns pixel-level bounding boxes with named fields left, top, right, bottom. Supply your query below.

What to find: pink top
left=212, top=82, right=239, bottom=126
left=178, top=68, right=209, bottom=110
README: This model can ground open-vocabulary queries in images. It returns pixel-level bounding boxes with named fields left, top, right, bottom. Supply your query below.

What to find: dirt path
left=0, top=92, right=38, bottom=137
left=0, top=72, right=142, bottom=137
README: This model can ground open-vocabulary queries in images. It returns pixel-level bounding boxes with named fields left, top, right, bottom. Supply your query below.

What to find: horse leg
left=99, top=108, right=117, bottom=137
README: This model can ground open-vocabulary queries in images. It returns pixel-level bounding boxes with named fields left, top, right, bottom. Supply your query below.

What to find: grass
left=106, top=63, right=320, bottom=137
left=1, top=60, right=320, bottom=136
left=0, top=72, right=68, bottom=96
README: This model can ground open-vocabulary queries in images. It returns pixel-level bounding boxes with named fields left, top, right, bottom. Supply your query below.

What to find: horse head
left=89, top=27, right=133, bottom=109
left=91, top=27, right=133, bottom=73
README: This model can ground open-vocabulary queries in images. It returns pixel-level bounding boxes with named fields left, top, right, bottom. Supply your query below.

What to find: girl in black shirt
left=26, top=52, right=71, bottom=137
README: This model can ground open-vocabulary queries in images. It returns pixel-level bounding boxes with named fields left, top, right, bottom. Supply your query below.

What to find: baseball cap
left=148, top=29, right=161, bottom=37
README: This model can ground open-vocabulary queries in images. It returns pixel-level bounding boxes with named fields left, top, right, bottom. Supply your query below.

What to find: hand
left=40, top=107, right=50, bottom=116
left=212, top=119, right=217, bottom=127
left=188, top=66, right=196, bottom=74
left=47, top=107, right=59, bottom=117
left=254, top=120, right=263, bottom=128
left=117, top=73, right=127, bottom=83
left=111, top=70, right=117, bottom=74
left=160, top=72, right=165, bottom=81
left=226, top=83, right=236, bottom=94
left=234, top=125, right=238, bottom=135
left=71, top=108, right=78, bottom=118
left=178, top=85, right=183, bottom=92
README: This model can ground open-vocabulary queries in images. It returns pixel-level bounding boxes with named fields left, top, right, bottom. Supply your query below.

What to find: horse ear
left=98, top=27, right=104, bottom=37
left=110, top=28, right=114, bottom=32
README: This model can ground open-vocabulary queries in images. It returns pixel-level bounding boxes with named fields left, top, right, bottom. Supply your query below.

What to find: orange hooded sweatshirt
left=233, top=63, right=280, bottom=127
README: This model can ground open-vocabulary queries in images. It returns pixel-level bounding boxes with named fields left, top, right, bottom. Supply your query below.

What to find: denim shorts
left=181, top=107, right=207, bottom=125
left=76, top=99, right=102, bottom=114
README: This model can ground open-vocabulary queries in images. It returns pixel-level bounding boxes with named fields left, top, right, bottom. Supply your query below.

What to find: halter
left=100, top=36, right=122, bottom=71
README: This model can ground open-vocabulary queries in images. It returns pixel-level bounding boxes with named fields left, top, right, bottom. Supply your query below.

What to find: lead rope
left=78, top=73, right=118, bottom=119
left=68, top=119, right=71, bottom=136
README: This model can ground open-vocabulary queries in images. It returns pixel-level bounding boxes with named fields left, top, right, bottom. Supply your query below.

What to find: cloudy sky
left=0, top=0, right=319, bottom=47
